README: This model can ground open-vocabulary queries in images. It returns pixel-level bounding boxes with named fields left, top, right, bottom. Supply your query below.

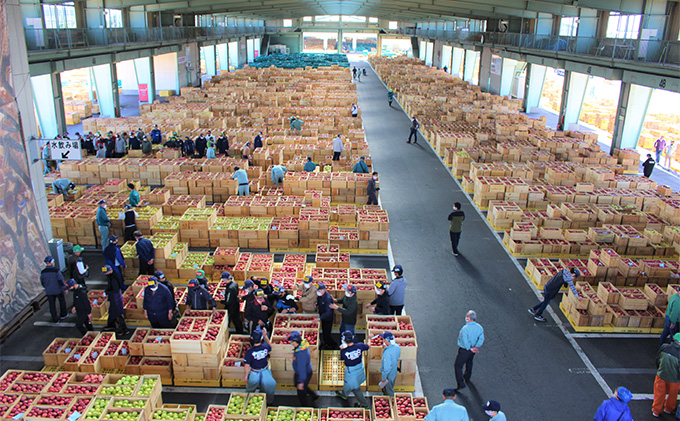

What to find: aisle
left=352, top=62, right=608, bottom=419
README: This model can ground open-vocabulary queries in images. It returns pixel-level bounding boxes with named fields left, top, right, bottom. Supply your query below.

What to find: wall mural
left=0, top=0, right=50, bottom=329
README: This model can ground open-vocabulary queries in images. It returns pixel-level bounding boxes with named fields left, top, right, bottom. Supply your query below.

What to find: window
left=283, top=19, right=293, bottom=27
left=104, top=8, right=123, bottom=28
left=606, top=12, right=641, bottom=39
left=369, top=17, right=378, bottom=23
left=388, top=21, right=398, bottom=30
left=559, top=16, right=578, bottom=37
left=341, top=15, right=366, bottom=23
left=303, top=16, right=313, bottom=22
left=42, top=3, right=77, bottom=29
left=315, top=15, right=339, bottom=22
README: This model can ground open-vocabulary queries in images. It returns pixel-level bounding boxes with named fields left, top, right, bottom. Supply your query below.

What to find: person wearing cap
left=134, top=231, right=155, bottom=275
left=482, top=400, right=506, bottom=420
left=103, top=235, right=127, bottom=283
left=367, top=281, right=390, bottom=315
left=150, top=124, right=162, bottom=144
left=244, top=326, right=276, bottom=404
left=232, top=166, right=250, bottom=196
left=253, top=277, right=274, bottom=301
left=195, top=270, right=209, bottom=288
left=331, top=284, right=358, bottom=335
left=352, top=157, right=369, bottom=174
left=336, top=331, right=370, bottom=408
left=51, top=178, right=76, bottom=198
left=332, top=134, right=344, bottom=161
left=143, top=277, right=174, bottom=328
left=253, top=131, right=263, bottom=150
left=67, top=245, right=89, bottom=286
left=195, top=133, right=207, bottom=158
left=367, top=172, right=380, bottom=205
left=288, top=330, right=318, bottom=406
left=276, top=293, right=299, bottom=314
left=425, top=388, right=469, bottom=421
left=216, top=133, right=230, bottom=156
left=206, top=143, right=216, bottom=159
left=388, top=265, right=407, bottom=315
left=296, top=276, right=317, bottom=313
left=594, top=387, right=632, bottom=421
left=528, top=267, right=582, bottom=322
left=271, top=165, right=288, bottom=187
left=316, top=282, right=338, bottom=350
left=114, top=133, right=127, bottom=157
left=379, top=331, right=401, bottom=396
left=653, top=332, right=680, bottom=417
left=155, top=271, right=176, bottom=305
left=68, top=278, right=93, bottom=335
left=141, top=135, right=152, bottom=155
left=246, top=290, right=274, bottom=333
left=127, top=183, right=140, bottom=207
left=206, top=130, right=215, bottom=147
left=183, top=136, right=195, bottom=157
left=103, top=265, right=130, bottom=335
left=289, top=116, right=303, bottom=133
left=448, top=202, right=465, bottom=257
left=118, top=204, right=138, bottom=242
left=41, top=256, right=68, bottom=323
left=96, top=200, right=111, bottom=251
left=660, top=287, right=680, bottom=348
left=454, top=310, right=484, bottom=392
left=221, top=272, right=244, bottom=334
left=387, top=89, right=395, bottom=107
left=303, top=157, right=317, bottom=173
left=187, top=279, right=217, bottom=311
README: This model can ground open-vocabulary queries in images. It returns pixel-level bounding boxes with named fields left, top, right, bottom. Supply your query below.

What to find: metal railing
left=24, top=26, right=266, bottom=52
left=415, top=28, right=680, bottom=66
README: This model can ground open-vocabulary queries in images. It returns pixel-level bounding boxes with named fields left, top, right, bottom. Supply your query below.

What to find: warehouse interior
left=0, top=0, right=680, bottom=418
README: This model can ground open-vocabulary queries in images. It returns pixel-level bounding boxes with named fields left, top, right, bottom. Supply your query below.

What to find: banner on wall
left=139, top=83, right=148, bottom=102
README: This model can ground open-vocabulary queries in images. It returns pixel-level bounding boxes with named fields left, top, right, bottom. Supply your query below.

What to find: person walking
left=232, top=166, right=250, bottom=196
left=425, top=388, right=469, bottom=421
left=351, top=103, right=359, bottom=117
left=118, top=204, right=138, bottom=242
left=67, top=245, right=88, bottom=286
left=454, top=310, right=484, bottom=391
left=660, top=287, right=680, bottom=348
left=665, top=139, right=677, bottom=169
left=448, top=202, right=465, bottom=256
left=352, top=67, right=357, bottom=79
left=221, top=272, right=244, bottom=334
left=51, top=179, right=76, bottom=199
left=643, top=153, right=656, bottom=178
left=103, top=235, right=127, bottom=283
left=303, top=157, right=317, bottom=172
left=102, top=265, right=129, bottom=335
left=336, top=331, right=370, bottom=408
left=271, top=165, right=288, bottom=187
left=41, top=256, right=68, bottom=323
left=96, top=200, right=111, bottom=251
left=289, top=330, right=318, bottom=407
left=367, top=172, right=380, bottom=205
left=143, top=277, right=175, bottom=328
left=128, top=183, right=140, bottom=207
left=296, top=276, right=317, bottom=313
left=594, top=387, right=633, bottom=421
left=134, top=231, right=155, bottom=275
left=653, top=332, right=680, bottom=417
left=332, top=135, right=344, bottom=161
left=352, top=157, right=369, bottom=174
left=67, top=279, right=93, bottom=335
left=482, top=400, right=507, bottom=421
left=366, top=281, right=390, bottom=315
left=387, top=265, right=407, bottom=315
left=654, top=136, right=666, bottom=163
left=253, top=131, right=263, bottom=150
left=387, top=89, right=395, bottom=107
left=186, top=279, right=217, bottom=310
left=528, top=267, right=582, bottom=322
left=243, top=327, right=277, bottom=405
left=379, top=331, right=401, bottom=396
left=407, top=117, right=420, bottom=144
left=316, top=282, right=337, bottom=350
left=332, top=284, right=358, bottom=335
left=150, top=125, right=162, bottom=144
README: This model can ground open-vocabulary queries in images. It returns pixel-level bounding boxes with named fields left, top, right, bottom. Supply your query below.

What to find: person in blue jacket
left=303, top=157, right=317, bottom=172
left=271, top=165, right=288, bottom=187
left=232, top=166, right=250, bottom=196
left=594, top=386, right=633, bottom=421
left=96, top=200, right=110, bottom=251
left=186, top=279, right=217, bottom=310
left=425, top=389, right=469, bottom=421
left=134, top=231, right=155, bottom=275
left=150, top=125, right=162, bottom=144
left=52, top=178, right=75, bottom=198
left=206, top=144, right=216, bottom=159
left=40, top=256, right=68, bottom=323
left=315, top=282, right=337, bottom=350
left=142, top=277, right=174, bottom=328
left=352, top=157, right=369, bottom=174
left=482, top=400, right=507, bottom=421
left=289, top=330, right=318, bottom=406
left=103, top=235, right=127, bottom=283
left=379, top=331, right=401, bottom=396
left=336, top=331, right=370, bottom=408
left=243, top=327, right=277, bottom=405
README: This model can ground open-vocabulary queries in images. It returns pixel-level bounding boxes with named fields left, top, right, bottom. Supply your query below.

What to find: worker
left=351, top=103, right=359, bottom=117
left=41, top=256, right=68, bottom=323
left=206, top=130, right=215, bottom=147
left=206, top=143, right=216, bottom=159
left=643, top=153, right=656, bottom=178
left=134, top=231, right=155, bottom=275
left=653, top=332, right=680, bottom=417
left=276, top=293, right=298, bottom=314
left=128, top=183, right=140, bottom=207
left=253, top=131, right=263, bottom=149
left=246, top=289, right=274, bottom=332
left=352, top=157, right=369, bottom=174
left=336, top=331, right=370, bottom=408
left=142, top=277, right=174, bottom=328
left=183, top=136, right=195, bottom=157
left=367, top=172, right=380, bottom=205
left=331, top=284, right=358, bottom=334
left=303, top=157, right=317, bottom=172
left=221, top=272, right=244, bottom=334
left=195, top=270, right=209, bottom=288
left=241, top=142, right=252, bottom=160
left=528, top=267, right=581, bottom=322
left=387, top=89, right=395, bottom=107
left=233, top=166, right=250, bottom=196
left=150, top=125, right=162, bottom=144
left=243, top=326, right=277, bottom=405
left=129, top=133, right=141, bottom=150
left=454, top=310, right=484, bottom=392
left=271, top=165, right=288, bottom=187
left=388, top=265, right=407, bottom=315
left=316, top=282, right=337, bottom=350
left=289, top=116, right=303, bottom=133
left=296, top=276, right=317, bottom=313
left=155, top=271, right=175, bottom=304
left=42, top=143, right=51, bottom=174
left=594, top=387, right=632, bottom=421
left=366, top=281, right=390, bottom=315
left=103, top=265, right=129, bottom=335
left=379, top=331, right=401, bottom=396
left=186, top=279, right=217, bottom=310
left=114, top=134, right=127, bottom=157
left=660, top=288, right=680, bottom=347
left=96, top=200, right=111, bottom=251
left=332, top=134, right=344, bottom=161
left=67, top=278, right=93, bottom=335
left=407, top=117, right=420, bottom=144
left=195, top=133, right=207, bottom=158
left=141, top=136, right=152, bottom=155
left=216, top=133, right=230, bottom=156
left=52, top=179, right=76, bottom=198
left=67, top=245, right=88, bottom=286
left=118, top=204, right=138, bottom=242
left=425, top=389, right=469, bottom=421
left=289, top=330, right=318, bottom=407
left=103, top=235, right=127, bottom=283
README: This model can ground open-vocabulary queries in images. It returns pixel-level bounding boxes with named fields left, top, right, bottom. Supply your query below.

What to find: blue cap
left=443, top=388, right=456, bottom=397
left=243, top=279, right=254, bottom=289
left=44, top=256, right=54, bottom=263
left=616, top=387, right=632, bottom=403
left=108, top=235, right=118, bottom=243
left=98, top=199, right=106, bottom=205
left=345, top=284, right=356, bottom=293
left=572, top=268, right=581, bottom=277
left=392, top=265, right=403, bottom=274
left=315, top=282, right=326, bottom=290
left=482, top=400, right=501, bottom=411
left=303, top=276, right=313, bottom=284
left=287, top=331, right=302, bottom=343
left=251, top=326, right=264, bottom=342
left=342, top=330, right=354, bottom=343
left=381, top=331, right=394, bottom=340
left=66, top=279, right=77, bottom=288
left=221, top=271, right=232, bottom=279
left=154, top=270, right=165, bottom=279
left=188, top=279, right=198, bottom=287
left=147, top=276, right=158, bottom=286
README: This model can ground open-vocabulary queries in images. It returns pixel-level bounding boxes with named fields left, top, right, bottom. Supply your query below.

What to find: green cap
left=73, top=245, right=84, bottom=252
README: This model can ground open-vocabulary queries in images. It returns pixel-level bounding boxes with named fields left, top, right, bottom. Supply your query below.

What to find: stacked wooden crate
left=365, top=315, right=417, bottom=391
left=269, top=314, right=320, bottom=388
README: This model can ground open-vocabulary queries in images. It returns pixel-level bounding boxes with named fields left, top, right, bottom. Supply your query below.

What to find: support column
left=237, top=37, right=247, bottom=69
left=440, top=44, right=452, bottom=72
left=92, top=63, right=119, bottom=118
left=452, top=47, right=464, bottom=78
left=31, top=74, right=59, bottom=138
left=478, top=47, right=492, bottom=92
left=611, top=83, right=653, bottom=152
left=216, top=44, right=228, bottom=74
left=522, top=63, right=547, bottom=112
left=134, top=57, right=155, bottom=104
left=432, top=40, right=444, bottom=68
left=51, top=73, right=67, bottom=135
left=352, top=37, right=357, bottom=52
left=499, top=58, right=517, bottom=97
left=463, top=50, right=477, bottom=83
left=557, top=70, right=589, bottom=131
left=203, top=45, right=217, bottom=76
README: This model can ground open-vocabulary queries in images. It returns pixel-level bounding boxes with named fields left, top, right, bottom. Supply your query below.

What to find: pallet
left=367, top=385, right=415, bottom=392
left=41, top=365, right=65, bottom=373
left=0, top=294, right=46, bottom=343
left=173, top=378, right=221, bottom=387
left=559, top=303, right=663, bottom=334
left=221, top=378, right=247, bottom=388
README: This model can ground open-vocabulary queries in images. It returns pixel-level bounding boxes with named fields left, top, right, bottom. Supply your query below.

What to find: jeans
left=408, top=128, right=418, bottom=142
left=381, top=378, right=395, bottom=397
left=390, top=305, right=404, bottom=315
left=246, top=368, right=277, bottom=405
left=98, top=225, right=109, bottom=251
left=339, top=322, right=355, bottom=335
left=47, top=293, right=67, bottom=322
left=531, top=290, right=559, bottom=317
left=660, top=315, right=679, bottom=348
left=238, top=185, right=250, bottom=196
left=656, top=150, right=663, bottom=163
left=449, top=231, right=461, bottom=254
left=321, top=319, right=337, bottom=349
left=454, top=348, right=475, bottom=388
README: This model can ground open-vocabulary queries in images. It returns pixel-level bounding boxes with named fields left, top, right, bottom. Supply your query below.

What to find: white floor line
left=570, top=333, right=659, bottom=339
left=631, top=394, right=654, bottom=401
left=374, top=72, right=614, bottom=398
